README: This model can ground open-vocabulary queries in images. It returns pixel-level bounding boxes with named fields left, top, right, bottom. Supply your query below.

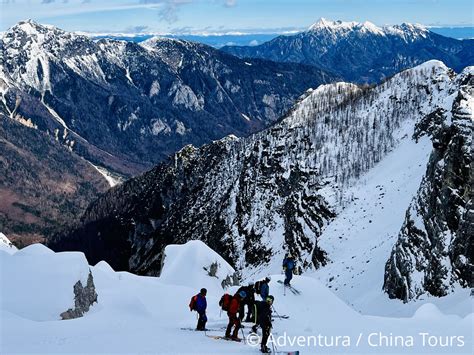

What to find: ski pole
left=240, top=325, right=246, bottom=344
left=270, top=328, right=277, bottom=354
left=271, top=304, right=282, bottom=319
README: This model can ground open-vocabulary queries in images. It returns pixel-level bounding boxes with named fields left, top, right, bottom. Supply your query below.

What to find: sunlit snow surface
left=0, top=238, right=472, bottom=354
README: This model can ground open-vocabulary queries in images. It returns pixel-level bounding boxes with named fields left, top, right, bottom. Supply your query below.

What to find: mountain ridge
left=1, top=19, right=336, bottom=176
left=221, top=18, right=473, bottom=83
left=48, top=61, right=472, bottom=304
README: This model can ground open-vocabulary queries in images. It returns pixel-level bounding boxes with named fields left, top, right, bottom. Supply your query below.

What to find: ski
left=180, top=327, right=223, bottom=332
left=206, top=335, right=242, bottom=342
left=272, top=314, right=289, bottom=319
left=277, top=280, right=301, bottom=295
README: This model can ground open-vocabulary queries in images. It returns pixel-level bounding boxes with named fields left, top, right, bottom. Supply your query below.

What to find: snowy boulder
left=159, top=240, right=238, bottom=293
left=0, top=244, right=97, bottom=321
left=0, top=232, right=17, bottom=254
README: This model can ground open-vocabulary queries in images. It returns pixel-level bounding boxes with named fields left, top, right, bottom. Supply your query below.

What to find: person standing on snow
left=282, top=255, right=296, bottom=286
left=225, top=290, right=246, bottom=340
left=251, top=295, right=274, bottom=353
left=189, top=288, right=207, bottom=331
left=257, top=277, right=271, bottom=300
left=237, top=283, right=255, bottom=322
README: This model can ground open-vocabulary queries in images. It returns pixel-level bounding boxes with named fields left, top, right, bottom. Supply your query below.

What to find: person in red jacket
left=225, top=290, right=247, bottom=340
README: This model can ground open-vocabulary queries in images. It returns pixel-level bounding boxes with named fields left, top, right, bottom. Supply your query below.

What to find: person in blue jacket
left=282, top=255, right=296, bottom=286
left=260, top=277, right=270, bottom=300
left=189, top=288, right=207, bottom=330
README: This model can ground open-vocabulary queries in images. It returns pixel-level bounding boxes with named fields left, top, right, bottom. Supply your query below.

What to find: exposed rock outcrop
left=383, top=69, right=473, bottom=301
left=60, top=271, right=98, bottom=320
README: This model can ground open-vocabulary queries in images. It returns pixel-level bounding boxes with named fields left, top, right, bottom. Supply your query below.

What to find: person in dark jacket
left=251, top=295, right=274, bottom=353
left=225, top=290, right=246, bottom=340
left=237, top=283, right=255, bottom=322
left=282, top=255, right=296, bottom=286
left=191, top=288, right=207, bottom=331
left=260, top=277, right=270, bottom=300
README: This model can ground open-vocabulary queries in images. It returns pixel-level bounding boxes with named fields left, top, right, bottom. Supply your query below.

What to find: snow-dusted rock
left=0, top=244, right=96, bottom=321
left=0, top=233, right=17, bottom=254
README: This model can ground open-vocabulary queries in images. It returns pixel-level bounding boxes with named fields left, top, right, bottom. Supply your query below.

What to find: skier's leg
left=197, top=312, right=207, bottom=330
left=225, top=316, right=233, bottom=338
left=261, top=325, right=270, bottom=352
left=285, top=269, right=292, bottom=285
left=232, top=317, right=241, bottom=338
left=245, top=301, right=254, bottom=322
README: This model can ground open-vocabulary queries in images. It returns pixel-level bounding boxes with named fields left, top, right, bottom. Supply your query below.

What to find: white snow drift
left=0, top=239, right=472, bottom=354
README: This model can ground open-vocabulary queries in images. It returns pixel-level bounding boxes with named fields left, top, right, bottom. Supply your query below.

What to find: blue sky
left=1, top=0, right=472, bottom=33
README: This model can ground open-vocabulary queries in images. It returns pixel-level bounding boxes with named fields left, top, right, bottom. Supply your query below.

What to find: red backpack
left=189, top=295, right=198, bottom=311
left=219, top=293, right=233, bottom=311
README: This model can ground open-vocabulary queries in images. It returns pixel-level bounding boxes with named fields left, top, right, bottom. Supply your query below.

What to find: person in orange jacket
left=225, top=290, right=247, bottom=341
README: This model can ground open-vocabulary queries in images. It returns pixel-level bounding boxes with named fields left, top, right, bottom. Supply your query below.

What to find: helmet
left=200, top=288, right=207, bottom=295
left=239, top=290, right=247, bottom=299
left=265, top=276, right=271, bottom=282
left=266, top=295, right=274, bottom=304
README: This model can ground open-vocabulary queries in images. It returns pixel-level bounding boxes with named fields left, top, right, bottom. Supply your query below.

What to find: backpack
left=189, top=295, right=198, bottom=311
left=286, top=259, right=295, bottom=270
left=254, top=281, right=263, bottom=295
left=219, top=293, right=233, bottom=311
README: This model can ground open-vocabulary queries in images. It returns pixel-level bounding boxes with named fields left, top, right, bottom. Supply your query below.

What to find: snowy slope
left=0, top=232, right=17, bottom=254
left=159, top=240, right=238, bottom=292
left=311, top=135, right=472, bottom=317
left=1, top=242, right=472, bottom=354
left=0, top=243, right=90, bottom=321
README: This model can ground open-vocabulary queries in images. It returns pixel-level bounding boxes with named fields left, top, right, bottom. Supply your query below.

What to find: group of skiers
left=188, top=255, right=296, bottom=353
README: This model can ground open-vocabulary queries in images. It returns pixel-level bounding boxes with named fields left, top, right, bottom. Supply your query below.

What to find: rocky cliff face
left=222, top=19, right=473, bottom=83
left=1, top=20, right=335, bottom=177
left=49, top=61, right=469, bottom=285
left=383, top=68, right=473, bottom=301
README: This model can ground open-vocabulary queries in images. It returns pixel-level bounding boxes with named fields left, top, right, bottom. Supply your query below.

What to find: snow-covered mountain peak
left=14, top=19, right=52, bottom=34
left=306, top=18, right=430, bottom=40
left=141, top=35, right=186, bottom=48
left=385, top=22, right=429, bottom=40
left=5, top=19, right=74, bottom=44
left=307, top=18, right=384, bottom=35
left=308, top=18, right=358, bottom=31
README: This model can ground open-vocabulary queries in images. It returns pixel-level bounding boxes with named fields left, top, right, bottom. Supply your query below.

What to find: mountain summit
left=1, top=20, right=335, bottom=176
left=222, top=19, right=473, bottom=83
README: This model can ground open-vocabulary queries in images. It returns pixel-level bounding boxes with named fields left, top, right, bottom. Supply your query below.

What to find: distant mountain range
left=222, top=18, right=474, bottom=83
left=86, top=26, right=474, bottom=48
left=0, top=20, right=337, bottom=244
left=1, top=20, right=335, bottom=177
